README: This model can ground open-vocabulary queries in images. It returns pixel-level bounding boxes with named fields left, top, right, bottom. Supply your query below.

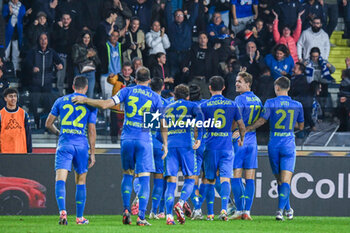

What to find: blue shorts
left=121, top=139, right=155, bottom=174
left=204, top=149, right=234, bottom=180
left=268, top=141, right=296, bottom=175
left=165, top=147, right=196, bottom=177
left=153, top=147, right=164, bottom=174
left=233, top=142, right=258, bottom=169
left=55, top=144, right=89, bottom=174
left=194, top=146, right=204, bottom=176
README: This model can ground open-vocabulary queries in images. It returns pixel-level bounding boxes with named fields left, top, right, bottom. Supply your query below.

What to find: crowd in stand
left=0, top=0, right=350, bottom=135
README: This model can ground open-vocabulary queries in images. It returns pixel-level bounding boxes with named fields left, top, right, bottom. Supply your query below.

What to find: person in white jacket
left=146, top=20, right=170, bottom=67
left=297, top=17, right=330, bottom=61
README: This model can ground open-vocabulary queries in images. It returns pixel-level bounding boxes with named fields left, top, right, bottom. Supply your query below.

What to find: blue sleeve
left=264, top=54, right=272, bottom=68
left=18, top=5, right=26, bottom=21
left=115, top=87, right=128, bottom=104
left=50, top=99, right=60, bottom=117
left=2, top=4, right=9, bottom=18
left=88, top=107, right=98, bottom=124
left=193, top=103, right=204, bottom=140
left=233, top=102, right=242, bottom=121
left=207, top=23, right=215, bottom=39
left=261, top=100, right=271, bottom=120
left=297, top=103, right=304, bottom=123
left=230, top=0, right=237, bottom=5
left=234, top=96, right=244, bottom=109
left=253, top=0, right=259, bottom=5
left=287, top=56, right=295, bottom=75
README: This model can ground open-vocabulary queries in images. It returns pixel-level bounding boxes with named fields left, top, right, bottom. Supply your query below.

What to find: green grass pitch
left=0, top=215, right=349, bottom=233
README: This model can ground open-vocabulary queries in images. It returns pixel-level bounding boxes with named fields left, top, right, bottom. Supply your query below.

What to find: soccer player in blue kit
left=230, top=72, right=262, bottom=220
left=149, top=77, right=170, bottom=219
left=163, top=84, right=203, bottom=225
left=72, top=67, right=168, bottom=226
left=45, top=76, right=97, bottom=225
left=246, top=76, right=304, bottom=221
left=200, top=76, right=246, bottom=221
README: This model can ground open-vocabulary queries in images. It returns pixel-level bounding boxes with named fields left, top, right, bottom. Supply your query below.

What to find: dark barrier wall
left=0, top=154, right=349, bottom=216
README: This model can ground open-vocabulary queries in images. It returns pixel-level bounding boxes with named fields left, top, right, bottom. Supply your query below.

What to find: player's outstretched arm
left=88, top=123, right=96, bottom=169
left=160, top=119, right=168, bottom=160
left=246, top=117, right=267, bottom=132
left=72, top=96, right=115, bottom=110
left=45, top=114, right=60, bottom=136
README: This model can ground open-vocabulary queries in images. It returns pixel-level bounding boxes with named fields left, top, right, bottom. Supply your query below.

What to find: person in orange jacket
left=0, top=88, right=32, bottom=153
left=107, top=61, right=135, bottom=143
left=272, top=9, right=304, bottom=64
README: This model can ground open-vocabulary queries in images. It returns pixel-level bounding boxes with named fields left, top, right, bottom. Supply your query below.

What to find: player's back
left=52, top=93, right=97, bottom=146
left=235, top=91, right=262, bottom=144
left=164, top=99, right=203, bottom=148
left=262, top=95, right=304, bottom=143
left=116, top=85, right=163, bottom=142
left=200, top=94, right=241, bottom=150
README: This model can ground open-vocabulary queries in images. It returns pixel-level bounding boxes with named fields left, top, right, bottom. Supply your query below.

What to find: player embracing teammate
left=48, top=71, right=304, bottom=225
left=72, top=67, right=168, bottom=226
left=247, top=76, right=304, bottom=220
left=230, top=72, right=262, bottom=220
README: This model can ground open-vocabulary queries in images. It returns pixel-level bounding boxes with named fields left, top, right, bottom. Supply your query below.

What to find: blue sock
left=285, top=198, right=291, bottom=210
left=76, top=184, right=86, bottom=218
left=121, top=174, right=133, bottom=211
left=215, top=178, right=221, bottom=195
left=278, top=184, right=291, bottom=210
left=159, top=181, right=167, bottom=213
left=190, top=184, right=199, bottom=207
left=196, top=183, right=207, bottom=209
left=220, top=181, right=230, bottom=211
left=165, top=182, right=176, bottom=215
left=55, top=180, right=66, bottom=211
left=180, top=179, right=195, bottom=202
left=133, top=177, right=141, bottom=195
left=138, top=176, right=150, bottom=220
left=231, top=178, right=245, bottom=211
left=244, top=179, right=255, bottom=211
left=278, top=183, right=290, bottom=210
left=206, top=184, right=215, bottom=215
left=151, top=178, right=164, bottom=214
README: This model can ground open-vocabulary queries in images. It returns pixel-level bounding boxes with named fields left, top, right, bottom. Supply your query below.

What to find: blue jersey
left=50, top=93, right=97, bottom=146
left=200, top=95, right=241, bottom=150
left=112, top=85, right=163, bottom=142
left=164, top=99, right=204, bottom=148
left=234, top=91, right=262, bottom=145
left=152, top=96, right=171, bottom=149
left=261, top=96, right=304, bottom=141
left=230, top=0, right=258, bottom=19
